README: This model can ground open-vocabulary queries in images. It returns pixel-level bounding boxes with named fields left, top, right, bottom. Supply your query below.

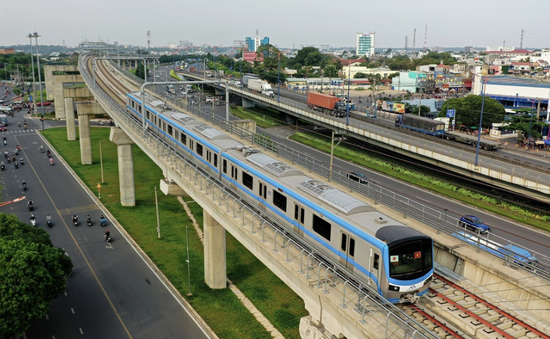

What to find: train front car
left=376, top=226, right=433, bottom=303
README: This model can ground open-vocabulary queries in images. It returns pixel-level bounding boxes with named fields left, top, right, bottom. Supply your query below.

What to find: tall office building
left=356, top=32, right=375, bottom=57
left=244, top=35, right=270, bottom=52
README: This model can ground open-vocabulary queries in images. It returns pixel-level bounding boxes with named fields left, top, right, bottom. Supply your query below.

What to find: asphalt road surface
left=0, top=85, right=211, bottom=339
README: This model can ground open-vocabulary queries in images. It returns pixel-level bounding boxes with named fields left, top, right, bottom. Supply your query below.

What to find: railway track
left=401, top=273, right=549, bottom=339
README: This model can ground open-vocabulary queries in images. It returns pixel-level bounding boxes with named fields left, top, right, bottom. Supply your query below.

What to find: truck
left=248, top=79, right=274, bottom=98
left=307, top=92, right=347, bottom=117
left=242, top=74, right=259, bottom=86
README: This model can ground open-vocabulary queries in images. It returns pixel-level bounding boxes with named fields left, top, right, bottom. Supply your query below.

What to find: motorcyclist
left=49, top=158, right=54, bottom=165
left=0, top=161, right=4, bottom=170
left=47, top=150, right=51, bottom=157
left=28, top=199, right=33, bottom=208
left=46, top=214, right=52, bottom=223
left=20, top=158, right=24, bottom=165
left=100, top=214, right=107, bottom=225
left=40, top=145, right=44, bottom=153
left=104, top=229, right=110, bottom=242
left=72, top=214, right=78, bottom=223
left=30, top=214, right=36, bottom=225
left=22, top=180, right=27, bottom=188
left=86, top=214, right=91, bottom=224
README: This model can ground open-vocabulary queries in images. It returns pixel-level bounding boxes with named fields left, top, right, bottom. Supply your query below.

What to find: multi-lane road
left=0, top=86, right=212, bottom=339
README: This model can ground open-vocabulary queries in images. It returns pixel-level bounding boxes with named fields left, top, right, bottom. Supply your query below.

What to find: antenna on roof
left=520, top=29, right=524, bottom=49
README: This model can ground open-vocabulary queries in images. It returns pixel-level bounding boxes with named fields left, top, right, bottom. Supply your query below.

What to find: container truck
left=307, top=92, right=347, bottom=117
left=243, top=74, right=259, bottom=86
left=248, top=79, right=274, bottom=98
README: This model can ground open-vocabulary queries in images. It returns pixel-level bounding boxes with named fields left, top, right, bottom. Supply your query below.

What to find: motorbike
left=40, top=145, right=44, bottom=153
left=100, top=217, right=107, bottom=226
left=20, top=158, right=24, bottom=165
left=22, top=182, right=27, bottom=191
left=86, top=218, right=92, bottom=226
left=47, top=219, right=53, bottom=228
left=30, top=218, right=36, bottom=227
left=50, top=158, right=54, bottom=166
left=47, top=150, right=51, bottom=158
left=3, top=139, right=6, bottom=146
left=104, top=233, right=111, bottom=243
left=73, top=217, right=78, bottom=226
left=0, top=164, right=4, bottom=171
left=28, top=203, right=33, bottom=211
left=14, top=161, right=18, bottom=169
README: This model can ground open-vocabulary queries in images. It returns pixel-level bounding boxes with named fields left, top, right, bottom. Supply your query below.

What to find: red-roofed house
left=510, top=62, right=532, bottom=72
left=243, top=51, right=263, bottom=63
left=340, top=58, right=367, bottom=66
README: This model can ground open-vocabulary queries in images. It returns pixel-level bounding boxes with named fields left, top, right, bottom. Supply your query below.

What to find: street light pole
left=346, top=63, right=351, bottom=126
left=474, top=77, right=488, bottom=167
left=33, top=32, right=45, bottom=130
left=277, top=53, right=280, bottom=103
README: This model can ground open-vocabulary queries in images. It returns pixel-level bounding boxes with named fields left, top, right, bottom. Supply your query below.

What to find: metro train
left=126, top=92, right=434, bottom=303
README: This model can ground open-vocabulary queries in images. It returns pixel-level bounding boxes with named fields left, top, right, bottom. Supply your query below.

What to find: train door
left=257, top=180, right=267, bottom=211
left=293, top=203, right=305, bottom=236
left=339, top=231, right=355, bottom=272
left=369, top=248, right=381, bottom=286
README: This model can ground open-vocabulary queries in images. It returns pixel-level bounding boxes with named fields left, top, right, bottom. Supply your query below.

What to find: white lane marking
left=79, top=328, right=84, bottom=334
left=71, top=308, right=75, bottom=314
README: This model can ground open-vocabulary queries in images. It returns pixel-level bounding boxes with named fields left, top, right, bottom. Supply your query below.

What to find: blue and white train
left=126, top=92, right=434, bottom=303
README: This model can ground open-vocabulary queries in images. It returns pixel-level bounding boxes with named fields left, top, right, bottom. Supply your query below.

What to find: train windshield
left=388, top=239, right=432, bottom=280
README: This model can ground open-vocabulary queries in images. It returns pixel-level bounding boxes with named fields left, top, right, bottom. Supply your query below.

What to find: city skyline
left=1, top=0, right=547, bottom=50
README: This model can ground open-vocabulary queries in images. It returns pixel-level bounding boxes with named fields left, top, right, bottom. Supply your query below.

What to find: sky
left=2, top=0, right=548, bottom=50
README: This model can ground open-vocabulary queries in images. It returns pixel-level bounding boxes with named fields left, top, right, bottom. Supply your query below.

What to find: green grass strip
left=43, top=127, right=307, bottom=339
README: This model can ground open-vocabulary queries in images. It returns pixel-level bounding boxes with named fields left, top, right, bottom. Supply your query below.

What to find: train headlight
left=388, top=284, right=400, bottom=292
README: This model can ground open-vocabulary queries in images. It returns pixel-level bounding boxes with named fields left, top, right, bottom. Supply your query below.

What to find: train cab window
left=242, top=172, right=253, bottom=190
left=214, top=154, right=218, bottom=167
left=180, top=133, right=187, bottom=146
left=373, top=254, right=379, bottom=270
left=312, top=215, right=331, bottom=241
left=273, top=191, right=287, bottom=212
left=196, top=143, right=203, bottom=157
left=222, top=159, right=227, bottom=174
left=168, top=125, right=173, bottom=136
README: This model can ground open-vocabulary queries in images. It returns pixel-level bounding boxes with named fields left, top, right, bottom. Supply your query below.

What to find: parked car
left=347, top=171, right=368, bottom=184
left=36, top=102, right=52, bottom=107
left=458, top=215, right=491, bottom=234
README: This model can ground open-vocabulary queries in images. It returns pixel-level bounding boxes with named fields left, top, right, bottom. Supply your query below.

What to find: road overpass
left=176, top=70, right=550, bottom=203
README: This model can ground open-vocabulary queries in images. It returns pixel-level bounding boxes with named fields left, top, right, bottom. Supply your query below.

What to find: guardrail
left=104, top=58, right=550, bottom=282
left=81, top=54, right=439, bottom=339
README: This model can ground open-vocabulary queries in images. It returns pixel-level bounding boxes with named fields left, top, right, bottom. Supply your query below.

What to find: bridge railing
left=81, top=54, right=442, bottom=339
left=106, top=58, right=550, bottom=281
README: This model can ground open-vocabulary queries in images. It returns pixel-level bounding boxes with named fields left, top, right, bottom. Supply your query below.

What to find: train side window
left=294, top=205, right=299, bottom=220
left=231, top=166, right=238, bottom=180
left=196, top=143, right=203, bottom=156
left=273, top=191, right=287, bottom=212
left=168, top=125, right=173, bottom=136
left=242, top=172, right=253, bottom=190
left=300, top=208, right=305, bottom=224
left=373, top=254, right=379, bottom=270
left=180, top=133, right=187, bottom=146
left=214, top=154, right=218, bottom=167
left=341, top=233, right=347, bottom=252
left=138, top=105, right=142, bottom=113
left=312, top=215, right=331, bottom=241
left=259, top=182, right=267, bottom=199
left=294, top=205, right=305, bottom=224
left=222, top=159, right=227, bottom=174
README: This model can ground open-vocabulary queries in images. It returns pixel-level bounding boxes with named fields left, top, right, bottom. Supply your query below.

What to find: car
left=36, top=102, right=52, bottom=107
left=347, top=171, right=368, bottom=184
left=205, top=96, right=213, bottom=103
left=458, top=215, right=490, bottom=234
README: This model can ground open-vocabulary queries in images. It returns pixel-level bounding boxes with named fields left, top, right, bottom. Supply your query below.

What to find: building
left=245, top=35, right=269, bottom=52
left=356, top=32, right=375, bottom=57
left=0, top=49, right=15, bottom=55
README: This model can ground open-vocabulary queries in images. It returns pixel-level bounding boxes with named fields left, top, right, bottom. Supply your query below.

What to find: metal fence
left=104, top=58, right=550, bottom=282
left=80, top=55, right=442, bottom=339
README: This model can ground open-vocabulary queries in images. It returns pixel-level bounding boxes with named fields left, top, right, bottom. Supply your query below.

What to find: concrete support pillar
left=77, top=106, right=92, bottom=165
left=203, top=211, right=226, bottom=289
left=109, top=128, right=136, bottom=207
left=242, top=98, right=256, bottom=108
left=65, top=98, right=76, bottom=141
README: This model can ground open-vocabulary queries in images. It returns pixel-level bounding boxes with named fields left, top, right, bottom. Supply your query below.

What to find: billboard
left=375, top=100, right=405, bottom=113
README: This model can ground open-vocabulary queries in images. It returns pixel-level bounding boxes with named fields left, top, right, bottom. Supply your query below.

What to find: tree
left=505, top=115, right=546, bottom=141
left=411, top=105, right=431, bottom=116
left=0, top=214, right=72, bottom=338
left=323, top=64, right=339, bottom=78
left=438, top=95, right=506, bottom=128
left=354, top=72, right=368, bottom=78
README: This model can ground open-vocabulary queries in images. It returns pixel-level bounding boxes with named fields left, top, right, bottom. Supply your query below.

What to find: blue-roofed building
left=473, top=75, right=550, bottom=115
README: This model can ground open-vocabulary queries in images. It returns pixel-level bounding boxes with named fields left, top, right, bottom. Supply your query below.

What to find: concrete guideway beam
left=242, top=98, right=256, bottom=108
left=109, top=128, right=136, bottom=207
left=203, top=211, right=227, bottom=289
